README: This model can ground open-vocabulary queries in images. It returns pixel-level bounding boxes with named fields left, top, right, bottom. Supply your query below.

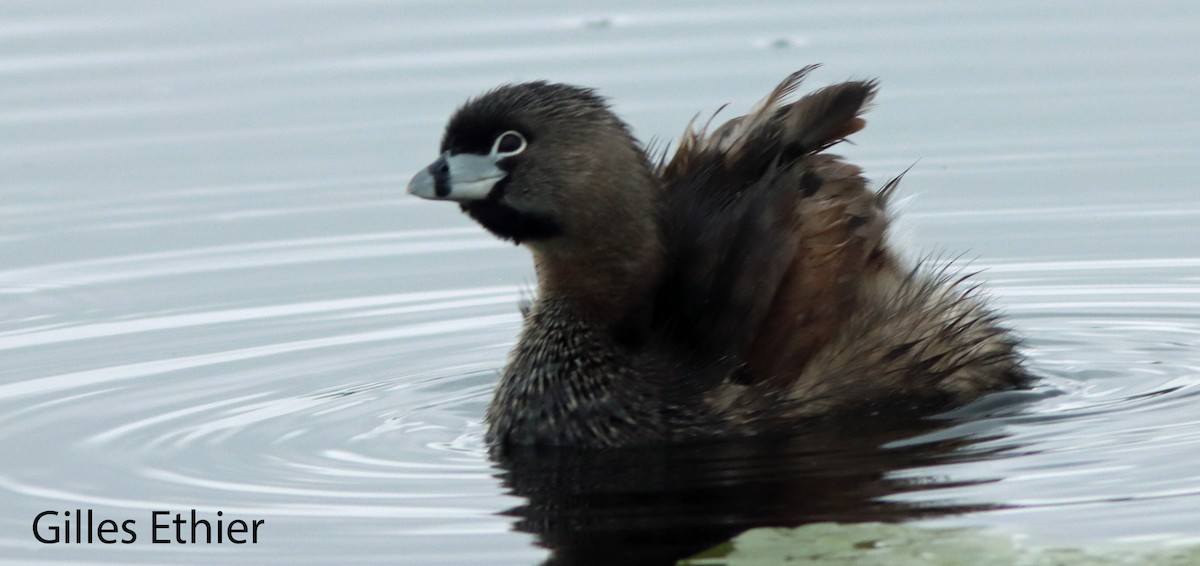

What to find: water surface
left=2, top=1, right=1199, bottom=564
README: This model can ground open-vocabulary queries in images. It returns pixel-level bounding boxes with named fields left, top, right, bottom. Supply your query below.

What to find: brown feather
left=419, top=71, right=1029, bottom=449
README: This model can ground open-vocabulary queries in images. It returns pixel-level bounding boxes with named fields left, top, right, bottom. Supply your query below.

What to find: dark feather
left=649, top=72, right=877, bottom=381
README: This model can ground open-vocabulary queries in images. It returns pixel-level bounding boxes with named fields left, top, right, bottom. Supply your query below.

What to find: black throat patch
left=460, top=200, right=562, bottom=245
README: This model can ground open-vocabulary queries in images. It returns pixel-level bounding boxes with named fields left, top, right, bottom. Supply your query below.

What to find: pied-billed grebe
left=408, top=67, right=1028, bottom=449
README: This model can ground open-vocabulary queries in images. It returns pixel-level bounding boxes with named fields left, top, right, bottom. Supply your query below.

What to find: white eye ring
left=490, top=130, right=527, bottom=159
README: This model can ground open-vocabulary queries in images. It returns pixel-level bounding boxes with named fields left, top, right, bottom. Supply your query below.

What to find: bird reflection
left=493, top=418, right=1016, bottom=565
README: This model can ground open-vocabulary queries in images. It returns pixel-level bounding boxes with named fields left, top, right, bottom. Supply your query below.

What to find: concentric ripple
left=888, top=256, right=1200, bottom=545
left=0, top=172, right=539, bottom=563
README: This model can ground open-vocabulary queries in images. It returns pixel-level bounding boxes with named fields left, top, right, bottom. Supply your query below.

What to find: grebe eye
left=492, top=130, right=526, bottom=157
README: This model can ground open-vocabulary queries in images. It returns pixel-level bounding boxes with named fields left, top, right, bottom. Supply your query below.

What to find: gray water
left=2, top=1, right=1199, bottom=564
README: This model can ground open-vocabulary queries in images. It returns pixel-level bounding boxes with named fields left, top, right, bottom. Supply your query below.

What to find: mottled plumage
left=408, top=68, right=1029, bottom=449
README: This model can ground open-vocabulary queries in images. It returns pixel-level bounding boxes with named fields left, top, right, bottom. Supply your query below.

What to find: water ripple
left=2, top=0, right=1199, bottom=562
